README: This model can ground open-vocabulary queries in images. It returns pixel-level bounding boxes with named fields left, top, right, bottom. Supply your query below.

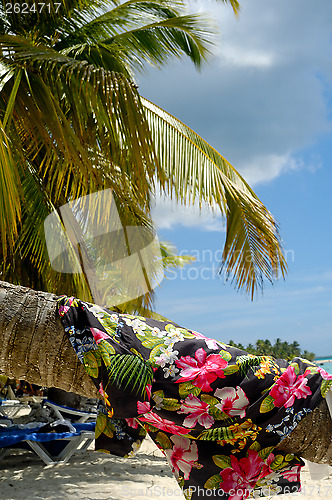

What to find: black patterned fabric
left=57, top=295, right=332, bottom=500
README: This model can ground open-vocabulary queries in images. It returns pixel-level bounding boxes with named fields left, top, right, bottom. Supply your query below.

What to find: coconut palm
left=0, top=0, right=286, bottom=310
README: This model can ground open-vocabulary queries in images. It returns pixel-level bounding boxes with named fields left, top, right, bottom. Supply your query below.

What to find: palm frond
left=142, top=98, right=287, bottom=297
left=0, top=0, right=287, bottom=311
left=110, top=13, right=217, bottom=69
left=54, top=1, right=218, bottom=73
left=0, top=35, right=160, bottom=198
left=236, top=354, right=266, bottom=377
left=160, top=241, right=195, bottom=270
left=105, top=353, right=154, bottom=398
left=216, top=0, right=240, bottom=16
left=0, top=120, right=21, bottom=258
left=198, top=424, right=235, bottom=441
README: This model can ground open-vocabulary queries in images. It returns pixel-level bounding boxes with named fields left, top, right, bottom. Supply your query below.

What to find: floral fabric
left=57, top=296, right=332, bottom=500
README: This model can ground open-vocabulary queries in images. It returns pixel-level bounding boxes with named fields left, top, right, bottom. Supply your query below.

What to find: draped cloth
left=57, top=296, right=332, bottom=500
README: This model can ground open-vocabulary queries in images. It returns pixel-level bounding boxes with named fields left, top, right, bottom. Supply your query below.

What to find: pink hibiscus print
left=281, top=465, right=301, bottom=482
left=137, top=401, right=151, bottom=414
left=164, top=435, right=199, bottom=480
left=145, top=384, right=152, bottom=398
left=125, top=417, right=139, bottom=429
left=175, top=348, right=228, bottom=391
left=98, top=381, right=106, bottom=398
left=58, top=297, right=76, bottom=316
left=219, top=450, right=274, bottom=500
left=270, top=366, right=312, bottom=408
left=90, top=327, right=109, bottom=344
left=214, top=386, right=249, bottom=418
left=138, top=411, right=189, bottom=434
left=317, top=367, right=332, bottom=380
left=58, top=304, right=70, bottom=317
left=191, top=331, right=223, bottom=350
left=179, top=394, right=214, bottom=429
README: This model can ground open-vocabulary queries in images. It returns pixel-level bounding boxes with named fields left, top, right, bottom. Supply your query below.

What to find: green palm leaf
left=236, top=354, right=266, bottom=376
left=0, top=120, right=21, bottom=258
left=105, top=353, right=154, bottom=398
left=199, top=425, right=235, bottom=441
left=143, top=98, right=287, bottom=297
left=55, top=0, right=220, bottom=73
left=0, top=0, right=286, bottom=314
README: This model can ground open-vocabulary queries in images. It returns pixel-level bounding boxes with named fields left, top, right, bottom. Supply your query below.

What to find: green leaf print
left=236, top=354, right=265, bottom=377
left=149, top=344, right=168, bottom=361
left=258, top=446, right=275, bottom=460
left=107, top=353, right=153, bottom=398
left=199, top=394, right=229, bottom=420
left=164, top=324, right=195, bottom=338
left=213, top=454, right=232, bottom=469
left=208, top=406, right=227, bottom=420
left=290, top=362, right=300, bottom=375
left=83, top=350, right=102, bottom=378
left=95, top=413, right=114, bottom=439
left=218, top=350, right=232, bottom=362
left=321, top=379, right=332, bottom=397
left=249, top=441, right=261, bottom=452
left=95, top=313, right=119, bottom=340
left=270, top=454, right=286, bottom=470
left=200, top=394, right=220, bottom=406
left=98, top=340, right=116, bottom=367
left=155, top=431, right=172, bottom=449
left=136, top=332, right=164, bottom=350
left=161, top=398, right=181, bottom=411
left=260, top=394, right=276, bottom=413
left=130, top=348, right=144, bottom=359
left=204, top=475, right=222, bottom=489
left=122, top=314, right=146, bottom=321
left=222, top=364, right=239, bottom=376
left=178, top=382, right=202, bottom=398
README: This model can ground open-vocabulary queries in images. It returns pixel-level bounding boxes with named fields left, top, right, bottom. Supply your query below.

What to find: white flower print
left=155, top=347, right=179, bottom=367
left=127, top=318, right=150, bottom=335
left=126, top=440, right=142, bottom=458
left=151, top=327, right=164, bottom=338
left=214, top=386, right=249, bottom=418
left=163, top=365, right=180, bottom=378
left=122, top=317, right=133, bottom=327
left=152, top=393, right=164, bottom=410
left=164, top=331, right=185, bottom=346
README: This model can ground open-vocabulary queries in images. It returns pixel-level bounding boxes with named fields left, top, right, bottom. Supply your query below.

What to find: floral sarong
left=57, top=296, right=332, bottom=500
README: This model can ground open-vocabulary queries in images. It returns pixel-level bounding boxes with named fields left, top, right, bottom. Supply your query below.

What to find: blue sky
left=137, top=0, right=332, bottom=357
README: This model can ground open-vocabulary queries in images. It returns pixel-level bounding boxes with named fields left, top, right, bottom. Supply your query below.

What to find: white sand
left=0, top=437, right=332, bottom=500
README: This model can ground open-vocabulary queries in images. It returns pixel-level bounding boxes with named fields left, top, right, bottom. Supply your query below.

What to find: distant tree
left=228, top=338, right=315, bottom=361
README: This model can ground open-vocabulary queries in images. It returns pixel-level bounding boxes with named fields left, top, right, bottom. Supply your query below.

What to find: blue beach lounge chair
left=0, top=420, right=95, bottom=465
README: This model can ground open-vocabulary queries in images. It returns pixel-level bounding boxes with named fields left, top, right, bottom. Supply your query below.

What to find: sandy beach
left=1, top=437, right=331, bottom=500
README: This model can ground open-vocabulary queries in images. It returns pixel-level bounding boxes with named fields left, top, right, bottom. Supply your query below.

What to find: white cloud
left=241, top=154, right=300, bottom=185
left=138, top=0, right=332, bottom=186
left=217, top=46, right=276, bottom=69
left=151, top=195, right=225, bottom=231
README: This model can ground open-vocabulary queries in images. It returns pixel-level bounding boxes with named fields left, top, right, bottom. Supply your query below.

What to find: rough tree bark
left=0, top=280, right=98, bottom=398
left=276, top=399, right=332, bottom=464
left=0, top=279, right=330, bottom=464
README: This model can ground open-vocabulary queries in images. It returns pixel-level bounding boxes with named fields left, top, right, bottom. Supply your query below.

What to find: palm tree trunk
left=0, top=279, right=330, bottom=464
left=275, top=399, right=332, bottom=465
left=0, top=280, right=98, bottom=398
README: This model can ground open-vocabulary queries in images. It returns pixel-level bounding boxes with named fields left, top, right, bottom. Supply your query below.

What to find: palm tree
left=0, top=279, right=330, bottom=465
left=228, top=338, right=315, bottom=361
left=1, top=2, right=328, bottom=470
left=0, top=0, right=286, bottom=311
